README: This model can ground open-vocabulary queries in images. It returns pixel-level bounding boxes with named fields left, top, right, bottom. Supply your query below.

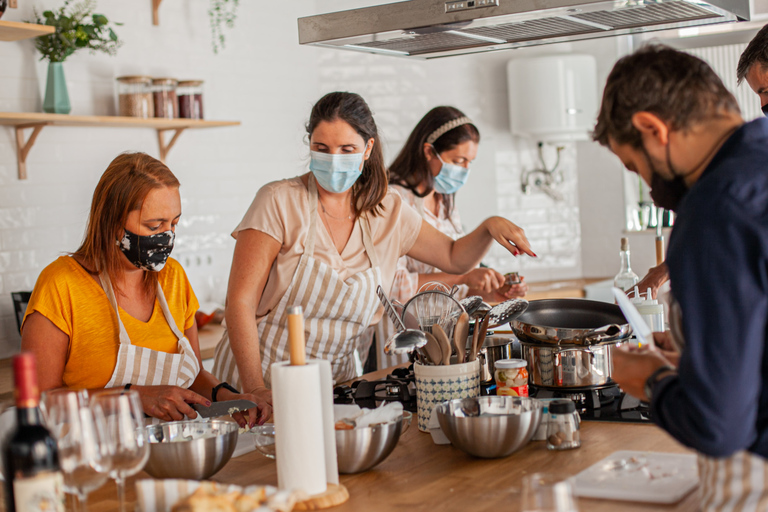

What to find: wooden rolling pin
left=287, top=305, right=306, bottom=366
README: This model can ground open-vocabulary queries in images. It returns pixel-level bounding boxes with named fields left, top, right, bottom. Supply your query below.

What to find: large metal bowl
left=436, top=396, right=542, bottom=459
left=336, top=411, right=411, bottom=474
left=144, top=420, right=238, bottom=479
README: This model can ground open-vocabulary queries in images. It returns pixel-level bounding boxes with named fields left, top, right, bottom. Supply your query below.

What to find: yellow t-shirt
left=22, top=256, right=199, bottom=390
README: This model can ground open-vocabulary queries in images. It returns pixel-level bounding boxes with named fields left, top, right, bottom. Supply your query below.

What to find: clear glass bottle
left=151, top=78, right=178, bottom=119
left=116, top=76, right=154, bottom=118
left=613, top=237, right=639, bottom=291
left=546, top=399, right=580, bottom=451
left=177, top=80, right=204, bottom=120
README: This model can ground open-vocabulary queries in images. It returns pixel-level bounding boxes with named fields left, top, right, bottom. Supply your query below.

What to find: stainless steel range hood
left=298, top=0, right=750, bottom=59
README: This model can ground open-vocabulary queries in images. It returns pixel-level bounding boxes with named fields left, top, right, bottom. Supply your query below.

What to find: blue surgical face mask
left=309, top=151, right=364, bottom=193
left=432, top=148, right=470, bottom=195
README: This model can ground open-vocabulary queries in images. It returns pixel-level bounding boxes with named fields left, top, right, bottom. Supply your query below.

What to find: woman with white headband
left=213, top=93, right=535, bottom=427
left=374, top=107, right=529, bottom=367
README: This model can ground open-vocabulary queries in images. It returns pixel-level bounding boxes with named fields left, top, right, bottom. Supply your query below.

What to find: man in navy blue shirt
left=594, top=45, right=768, bottom=510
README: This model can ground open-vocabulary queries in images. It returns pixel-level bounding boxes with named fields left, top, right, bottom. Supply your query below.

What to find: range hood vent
left=298, top=0, right=750, bottom=59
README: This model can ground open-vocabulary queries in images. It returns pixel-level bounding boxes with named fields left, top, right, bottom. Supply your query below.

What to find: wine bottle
left=613, top=237, right=639, bottom=292
left=3, top=353, right=64, bottom=512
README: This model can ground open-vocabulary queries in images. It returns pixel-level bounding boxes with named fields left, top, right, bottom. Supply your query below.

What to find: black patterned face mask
left=119, top=229, right=175, bottom=271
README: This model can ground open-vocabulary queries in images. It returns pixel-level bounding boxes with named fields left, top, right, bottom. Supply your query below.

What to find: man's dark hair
left=593, top=45, right=739, bottom=148
left=737, top=24, right=768, bottom=85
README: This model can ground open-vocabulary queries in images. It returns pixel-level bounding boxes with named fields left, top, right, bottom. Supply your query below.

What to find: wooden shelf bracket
left=152, top=0, right=163, bottom=25
left=157, top=127, right=185, bottom=163
left=15, top=123, right=48, bottom=180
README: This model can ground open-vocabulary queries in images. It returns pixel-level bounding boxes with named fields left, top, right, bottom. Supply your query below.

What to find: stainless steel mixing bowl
left=436, top=396, right=542, bottom=459
left=336, top=412, right=411, bottom=474
left=144, top=419, right=238, bottom=479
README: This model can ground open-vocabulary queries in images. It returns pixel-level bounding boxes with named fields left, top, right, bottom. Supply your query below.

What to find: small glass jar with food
left=116, top=76, right=154, bottom=118
left=494, top=358, right=529, bottom=397
left=546, top=399, right=581, bottom=450
left=177, top=80, right=204, bottom=120
left=152, top=78, right=178, bottom=119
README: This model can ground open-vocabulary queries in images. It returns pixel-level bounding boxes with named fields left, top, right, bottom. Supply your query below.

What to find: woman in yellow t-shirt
left=22, top=153, right=265, bottom=424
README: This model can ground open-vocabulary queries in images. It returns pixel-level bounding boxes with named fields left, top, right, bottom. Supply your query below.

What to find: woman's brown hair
left=388, top=106, right=479, bottom=217
left=306, top=92, right=388, bottom=216
left=72, top=153, right=180, bottom=295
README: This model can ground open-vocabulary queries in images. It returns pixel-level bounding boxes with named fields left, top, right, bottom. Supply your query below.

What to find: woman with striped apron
left=215, top=92, right=535, bottom=428
left=213, top=175, right=381, bottom=388
left=101, top=273, right=201, bottom=396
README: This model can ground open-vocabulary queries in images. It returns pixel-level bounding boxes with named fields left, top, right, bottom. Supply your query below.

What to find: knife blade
left=192, top=399, right=258, bottom=418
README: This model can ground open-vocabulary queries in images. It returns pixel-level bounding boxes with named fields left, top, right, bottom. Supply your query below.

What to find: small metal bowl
left=250, top=413, right=412, bottom=474
left=336, top=411, right=411, bottom=474
left=436, top=396, right=542, bottom=459
left=144, top=420, right=238, bottom=479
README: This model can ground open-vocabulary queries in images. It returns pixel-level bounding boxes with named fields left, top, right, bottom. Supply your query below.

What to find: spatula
left=453, top=312, right=469, bottom=364
left=432, top=324, right=453, bottom=366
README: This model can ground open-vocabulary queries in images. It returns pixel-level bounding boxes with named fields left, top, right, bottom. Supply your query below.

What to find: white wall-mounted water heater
left=507, top=54, right=598, bottom=142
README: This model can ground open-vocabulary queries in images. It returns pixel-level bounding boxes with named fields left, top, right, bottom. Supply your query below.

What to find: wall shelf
left=0, top=20, right=55, bottom=42
left=0, top=112, right=240, bottom=179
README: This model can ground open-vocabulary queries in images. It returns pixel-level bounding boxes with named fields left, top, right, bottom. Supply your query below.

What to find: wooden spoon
left=470, top=313, right=492, bottom=362
left=422, top=331, right=443, bottom=365
left=432, top=324, right=452, bottom=366
left=454, top=312, right=469, bottom=364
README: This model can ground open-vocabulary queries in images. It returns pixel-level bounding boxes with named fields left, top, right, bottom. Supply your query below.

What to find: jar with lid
left=494, top=359, right=529, bottom=397
left=152, top=78, right=178, bottom=119
left=546, top=399, right=581, bottom=450
left=177, top=80, right=204, bottom=120
left=116, top=76, right=154, bottom=118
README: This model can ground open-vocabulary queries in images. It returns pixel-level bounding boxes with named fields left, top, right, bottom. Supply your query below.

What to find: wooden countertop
left=83, top=364, right=697, bottom=511
left=198, top=323, right=225, bottom=360
left=84, top=421, right=696, bottom=512
left=525, top=277, right=610, bottom=301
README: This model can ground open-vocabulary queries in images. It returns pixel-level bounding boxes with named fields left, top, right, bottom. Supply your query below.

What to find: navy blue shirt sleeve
left=654, top=195, right=768, bottom=457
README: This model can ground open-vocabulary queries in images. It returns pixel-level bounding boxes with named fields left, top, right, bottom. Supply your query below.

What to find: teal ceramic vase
left=43, top=62, right=71, bottom=114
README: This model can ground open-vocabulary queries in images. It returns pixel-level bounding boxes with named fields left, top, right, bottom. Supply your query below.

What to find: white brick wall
left=0, top=1, right=663, bottom=356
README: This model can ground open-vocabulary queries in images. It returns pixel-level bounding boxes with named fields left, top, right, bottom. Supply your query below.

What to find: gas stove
left=334, top=366, right=417, bottom=412
left=529, top=383, right=652, bottom=423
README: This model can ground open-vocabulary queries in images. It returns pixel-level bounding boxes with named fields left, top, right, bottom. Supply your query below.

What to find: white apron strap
left=98, top=272, right=132, bottom=346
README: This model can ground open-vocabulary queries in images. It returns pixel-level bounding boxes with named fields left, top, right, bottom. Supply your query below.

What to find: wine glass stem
left=115, top=476, right=126, bottom=512
left=77, top=491, right=88, bottom=512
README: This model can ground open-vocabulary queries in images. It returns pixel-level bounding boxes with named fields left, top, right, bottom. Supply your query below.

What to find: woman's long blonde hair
left=73, top=153, right=180, bottom=295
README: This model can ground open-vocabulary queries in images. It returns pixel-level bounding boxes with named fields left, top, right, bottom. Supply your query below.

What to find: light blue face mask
left=309, top=151, right=364, bottom=193
left=432, top=150, right=470, bottom=195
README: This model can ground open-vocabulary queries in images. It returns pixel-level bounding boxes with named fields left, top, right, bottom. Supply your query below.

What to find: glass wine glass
left=41, top=390, right=113, bottom=512
left=91, top=389, right=149, bottom=512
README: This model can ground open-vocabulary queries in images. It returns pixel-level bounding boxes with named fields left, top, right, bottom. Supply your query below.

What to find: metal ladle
left=376, top=286, right=428, bottom=355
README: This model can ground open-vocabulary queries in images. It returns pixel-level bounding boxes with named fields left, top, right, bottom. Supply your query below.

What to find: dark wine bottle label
left=12, top=471, right=64, bottom=512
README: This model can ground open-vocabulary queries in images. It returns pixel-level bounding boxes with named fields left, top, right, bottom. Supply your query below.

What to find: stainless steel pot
left=511, top=299, right=632, bottom=346
left=475, top=335, right=522, bottom=382
left=521, top=340, right=626, bottom=388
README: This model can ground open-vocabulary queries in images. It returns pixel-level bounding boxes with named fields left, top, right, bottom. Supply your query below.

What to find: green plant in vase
left=29, top=0, right=122, bottom=114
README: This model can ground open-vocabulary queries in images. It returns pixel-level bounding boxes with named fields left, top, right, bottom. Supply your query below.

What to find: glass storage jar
left=546, top=400, right=581, bottom=451
left=494, top=358, right=529, bottom=397
left=116, top=76, right=154, bottom=118
left=152, top=78, right=178, bottom=119
left=177, top=80, right=204, bottom=120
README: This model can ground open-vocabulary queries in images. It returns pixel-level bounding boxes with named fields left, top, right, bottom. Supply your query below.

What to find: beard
left=640, top=145, right=688, bottom=212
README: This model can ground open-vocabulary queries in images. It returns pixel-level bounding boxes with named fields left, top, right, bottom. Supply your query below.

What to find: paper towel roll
left=271, top=360, right=329, bottom=496
left=315, top=359, right=339, bottom=486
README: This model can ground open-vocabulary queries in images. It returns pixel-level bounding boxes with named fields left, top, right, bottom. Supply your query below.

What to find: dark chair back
left=11, top=291, right=32, bottom=334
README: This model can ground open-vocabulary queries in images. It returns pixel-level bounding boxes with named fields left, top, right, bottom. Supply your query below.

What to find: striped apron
left=213, top=175, right=382, bottom=388
left=668, top=298, right=768, bottom=510
left=100, top=273, right=200, bottom=392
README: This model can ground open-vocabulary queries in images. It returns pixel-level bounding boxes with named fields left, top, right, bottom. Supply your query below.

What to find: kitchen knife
left=192, top=399, right=258, bottom=418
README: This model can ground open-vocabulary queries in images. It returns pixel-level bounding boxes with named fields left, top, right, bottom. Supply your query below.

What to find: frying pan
left=510, top=298, right=632, bottom=346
